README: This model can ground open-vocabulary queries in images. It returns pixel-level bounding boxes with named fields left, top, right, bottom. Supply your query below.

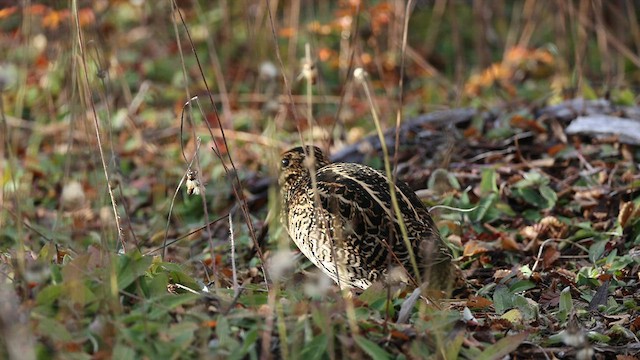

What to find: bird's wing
left=312, top=163, right=452, bottom=274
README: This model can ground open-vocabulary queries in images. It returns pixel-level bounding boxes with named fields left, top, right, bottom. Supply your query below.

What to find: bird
left=278, top=145, right=454, bottom=293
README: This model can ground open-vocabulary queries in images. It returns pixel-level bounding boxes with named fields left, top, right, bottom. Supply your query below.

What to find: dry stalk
left=72, top=0, right=125, bottom=251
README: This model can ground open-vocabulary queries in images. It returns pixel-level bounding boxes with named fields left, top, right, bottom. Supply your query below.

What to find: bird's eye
left=281, top=158, right=290, bottom=168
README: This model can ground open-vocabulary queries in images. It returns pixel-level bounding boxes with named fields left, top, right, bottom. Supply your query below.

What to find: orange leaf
left=25, top=4, right=49, bottom=15
left=598, top=273, right=613, bottom=282
left=547, top=143, right=566, bottom=156
left=63, top=342, right=82, bottom=352
left=500, top=234, right=520, bottom=251
left=467, top=296, right=493, bottom=309
left=0, top=6, right=17, bottom=19
left=463, top=240, right=490, bottom=257
left=202, top=254, right=223, bottom=266
left=78, top=8, right=95, bottom=27
left=510, top=115, right=546, bottom=133
left=318, top=47, right=334, bottom=62
left=390, top=330, right=409, bottom=341
left=463, top=126, right=479, bottom=138
left=221, top=267, right=234, bottom=278
left=360, top=53, right=372, bottom=66
left=489, top=318, right=514, bottom=331
left=42, top=10, right=68, bottom=30
left=278, top=27, right=295, bottom=38
left=542, top=246, right=560, bottom=269
left=504, top=46, right=530, bottom=63
left=35, top=54, right=49, bottom=70
left=201, top=320, right=217, bottom=328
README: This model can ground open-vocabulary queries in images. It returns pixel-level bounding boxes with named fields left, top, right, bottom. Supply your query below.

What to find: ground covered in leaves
left=1, top=2, right=640, bottom=360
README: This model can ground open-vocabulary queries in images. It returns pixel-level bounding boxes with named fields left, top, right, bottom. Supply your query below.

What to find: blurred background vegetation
left=1, top=0, right=640, bottom=358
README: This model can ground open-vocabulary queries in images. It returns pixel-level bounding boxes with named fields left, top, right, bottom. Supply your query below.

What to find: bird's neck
left=281, top=175, right=310, bottom=209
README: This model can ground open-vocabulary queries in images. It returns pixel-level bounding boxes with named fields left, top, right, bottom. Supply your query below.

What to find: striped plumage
left=279, top=146, right=453, bottom=292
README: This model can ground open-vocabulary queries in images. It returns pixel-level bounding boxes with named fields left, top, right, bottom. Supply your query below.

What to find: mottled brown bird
left=279, top=146, right=453, bottom=292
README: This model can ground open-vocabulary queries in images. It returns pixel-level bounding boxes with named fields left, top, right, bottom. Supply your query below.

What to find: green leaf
left=479, top=168, right=498, bottom=195
left=142, top=272, right=169, bottom=298
left=36, top=316, right=72, bottom=342
left=576, top=266, right=601, bottom=287
left=354, top=336, right=391, bottom=360
left=444, top=331, right=465, bottom=360
left=35, top=284, right=63, bottom=306
left=493, top=285, right=513, bottom=315
left=494, top=201, right=516, bottom=216
left=558, top=286, right=573, bottom=323
left=613, top=88, right=636, bottom=106
left=539, top=185, right=557, bottom=208
left=230, top=327, right=259, bottom=360
left=477, top=332, right=528, bottom=360
left=501, top=308, right=522, bottom=324
left=514, top=295, right=538, bottom=320
left=522, top=209, right=543, bottom=222
left=49, top=262, right=63, bottom=284
left=216, top=315, right=233, bottom=346
left=117, top=251, right=153, bottom=291
left=113, top=342, right=137, bottom=360
left=147, top=293, right=200, bottom=320
left=514, top=171, right=547, bottom=188
left=359, top=282, right=387, bottom=305
left=162, top=322, right=198, bottom=351
left=159, top=263, right=201, bottom=292
left=486, top=126, right=514, bottom=140
left=471, top=193, right=498, bottom=222
left=300, top=334, right=328, bottom=360
left=519, top=264, right=532, bottom=279
left=610, top=254, right=634, bottom=272
left=513, top=188, right=547, bottom=208
left=604, top=249, right=618, bottom=267
left=587, top=331, right=611, bottom=343
left=369, top=298, right=396, bottom=318
left=581, top=82, right=598, bottom=100
left=588, top=240, right=607, bottom=263
left=509, top=280, right=536, bottom=294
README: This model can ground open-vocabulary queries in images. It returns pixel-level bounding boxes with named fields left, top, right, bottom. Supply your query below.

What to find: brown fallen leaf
left=467, top=296, right=493, bottom=309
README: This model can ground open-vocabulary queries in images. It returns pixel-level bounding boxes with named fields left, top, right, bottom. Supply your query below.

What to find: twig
left=145, top=214, right=228, bottom=256
left=172, top=2, right=269, bottom=286
left=1, top=205, right=53, bottom=243
left=265, top=0, right=302, bottom=141
left=116, top=181, right=140, bottom=250
left=162, top=136, right=201, bottom=260
left=72, top=0, right=125, bottom=251
left=429, top=205, right=479, bottom=213
left=380, top=239, right=419, bottom=289
left=228, top=210, right=239, bottom=296
left=191, top=1, right=233, bottom=129
left=389, top=0, right=415, bottom=325
left=530, top=238, right=558, bottom=274
left=354, top=68, right=421, bottom=284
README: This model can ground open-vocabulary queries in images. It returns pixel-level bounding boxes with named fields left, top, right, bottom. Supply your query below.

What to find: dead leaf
left=0, top=6, right=17, bottom=19
left=542, top=246, right=560, bottom=269
left=463, top=240, right=493, bottom=257
left=467, top=296, right=493, bottom=309
left=500, top=233, right=520, bottom=251
left=618, top=201, right=635, bottom=228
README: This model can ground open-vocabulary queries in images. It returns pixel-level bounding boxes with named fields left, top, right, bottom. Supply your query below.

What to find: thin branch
left=172, top=2, right=270, bottom=285
left=72, top=0, right=124, bottom=251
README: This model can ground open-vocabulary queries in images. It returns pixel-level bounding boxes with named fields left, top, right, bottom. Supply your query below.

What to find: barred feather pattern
left=279, top=146, right=453, bottom=291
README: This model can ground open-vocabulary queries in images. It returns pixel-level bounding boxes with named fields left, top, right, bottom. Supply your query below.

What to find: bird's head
left=278, top=146, right=330, bottom=187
